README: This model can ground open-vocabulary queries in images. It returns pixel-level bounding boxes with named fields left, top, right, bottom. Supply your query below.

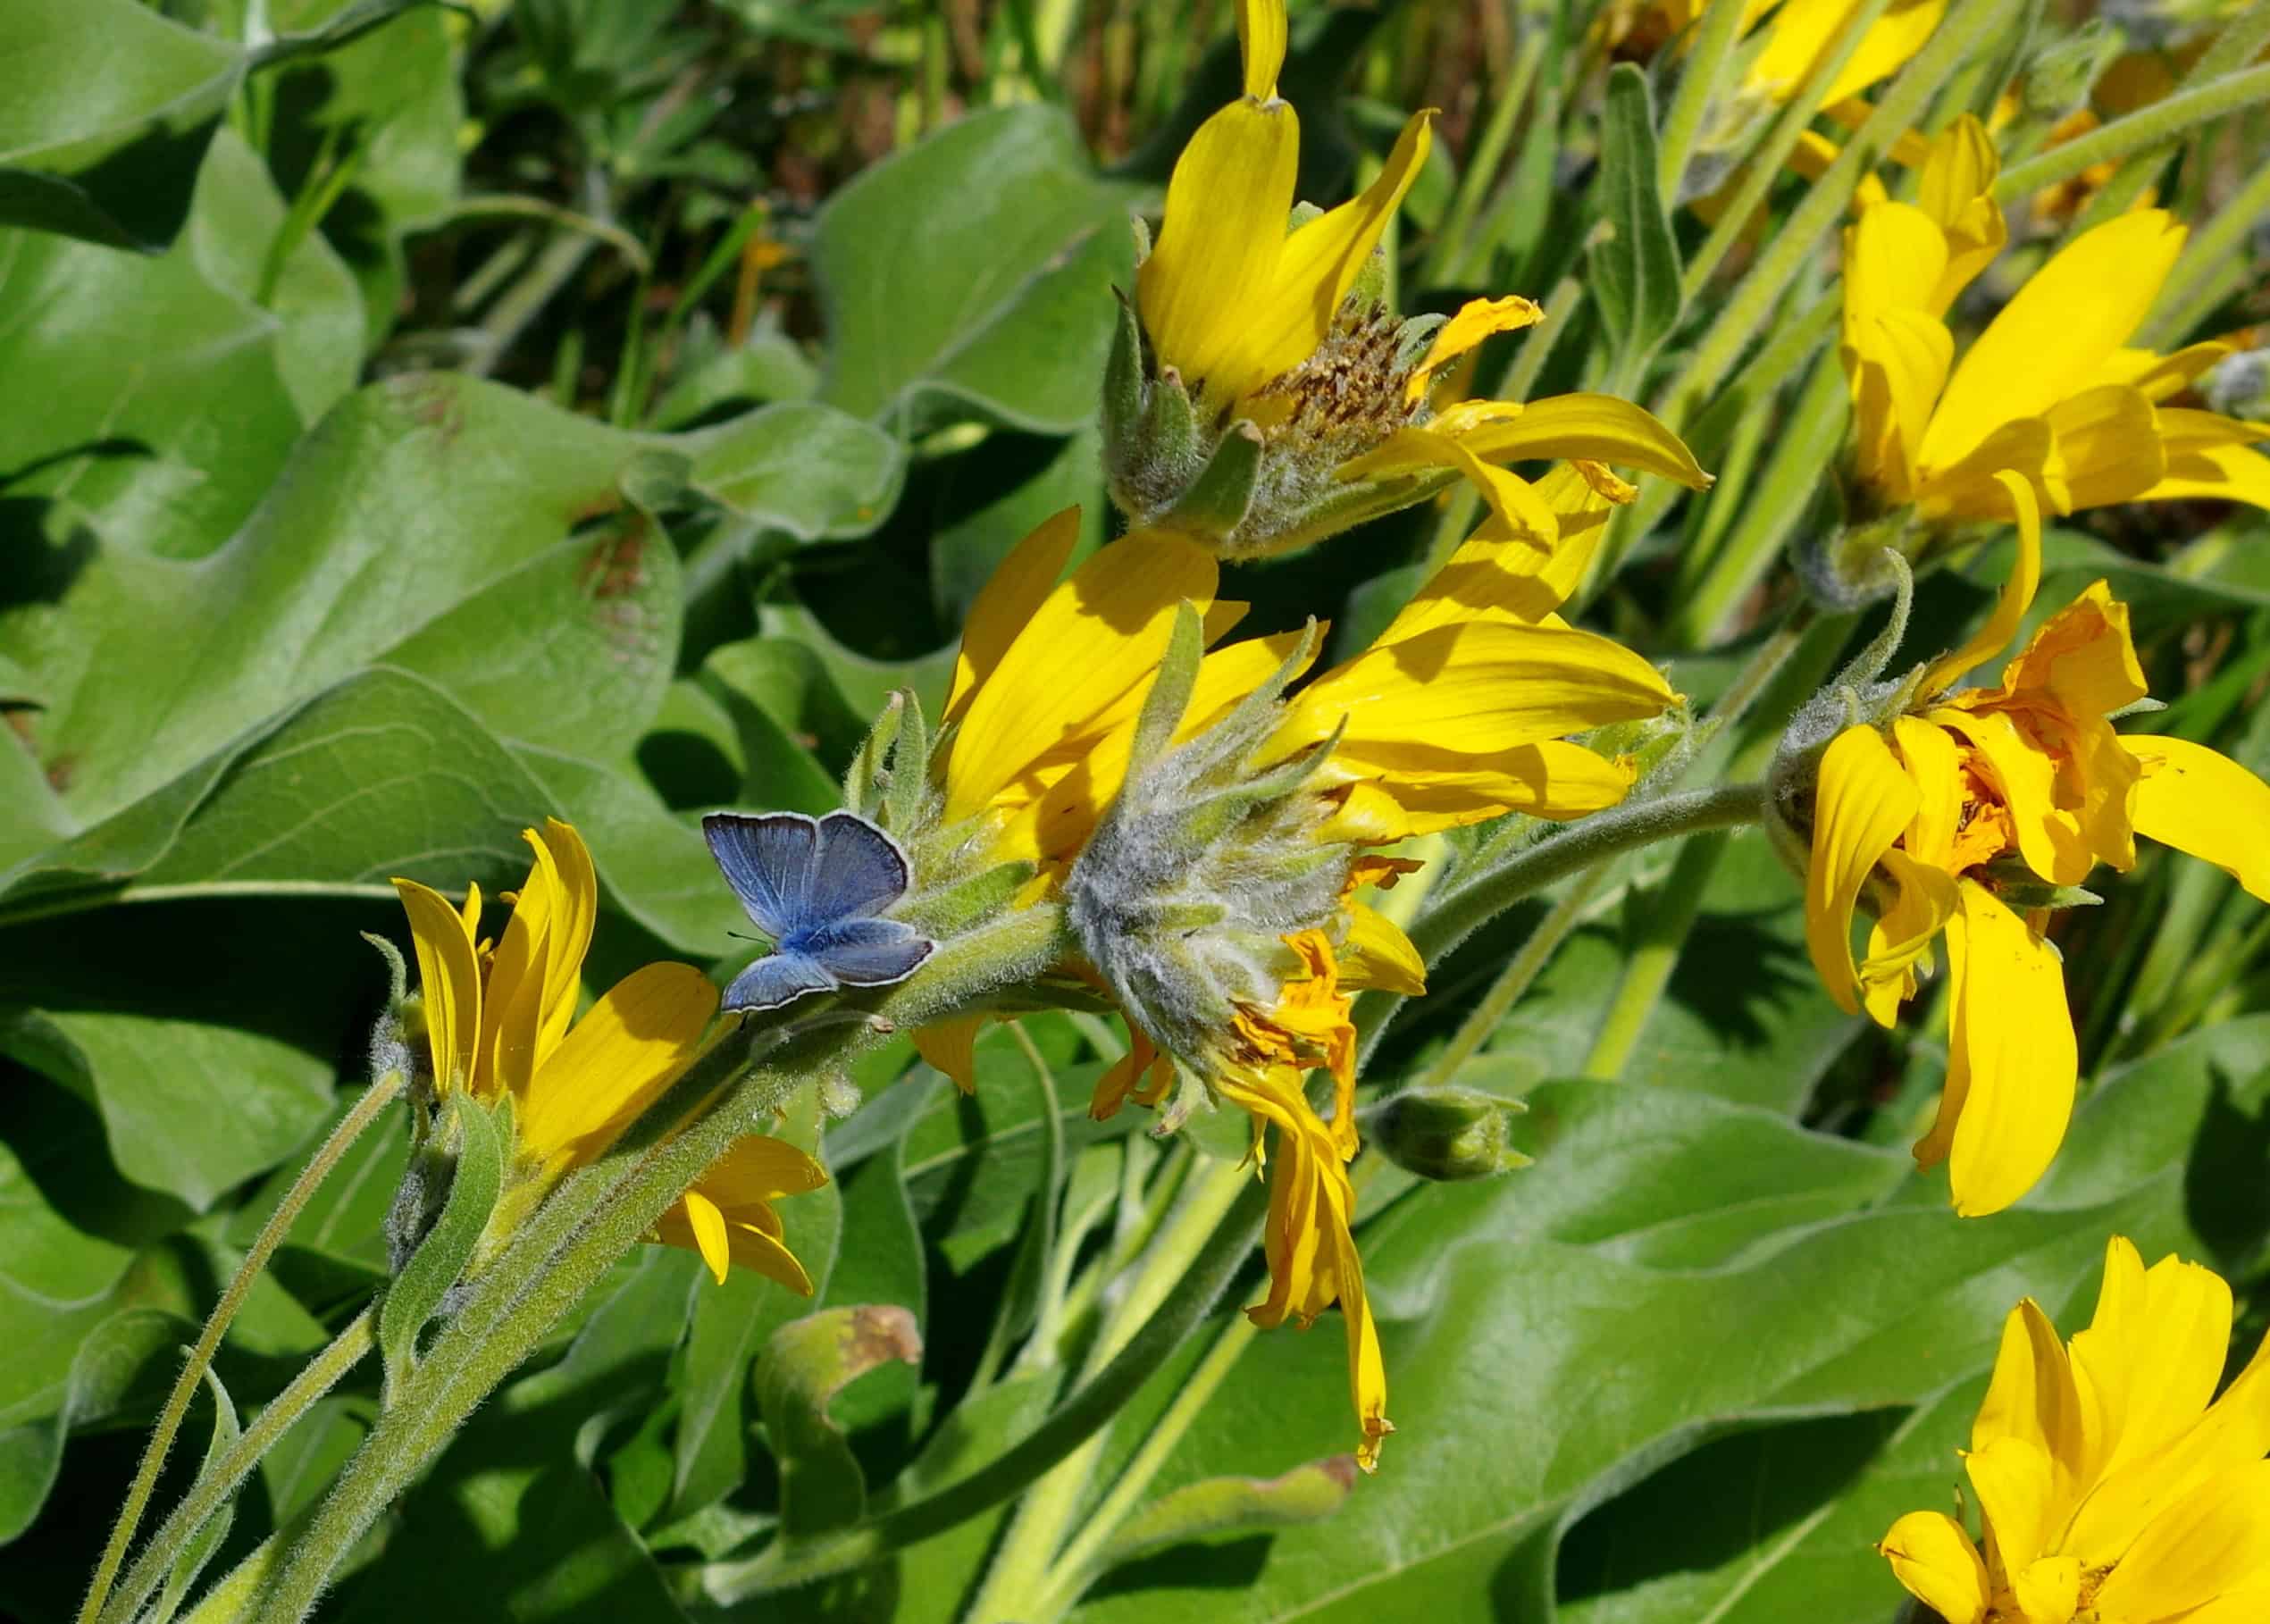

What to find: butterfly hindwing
left=721, top=950, right=837, bottom=1013
left=800, top=915, right=934, bottom=987
left=808, top=810, right=914, bottom=922
left=702, top=812, right=818, bottom=939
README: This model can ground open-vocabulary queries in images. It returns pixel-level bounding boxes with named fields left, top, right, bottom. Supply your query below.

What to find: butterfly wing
left=721, top=950, right=838, bottom=1012
left=801, top=916, right=934, bottom=988
left=808, top=810, right=915, bottom=921
left=702, top=812, right=819, bottom=938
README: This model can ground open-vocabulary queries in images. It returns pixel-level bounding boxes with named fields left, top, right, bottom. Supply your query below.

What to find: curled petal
left=1803, top=726, right=1918, bottom=1017
left=1877, top=1511, right=1989, bottom=1624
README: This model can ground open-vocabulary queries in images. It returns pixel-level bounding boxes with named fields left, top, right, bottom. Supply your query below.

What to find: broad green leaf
left=813, top=105, right=1139, bottom=433
left=817, top=1116, right=927, bottom=1440
left=0, top=1007, right=334, bottom=1212
left=678, top=402, right=903, bottom=540
left=0, top=1303, right=189, bottom=1543
left=758, top=1304, right=925, bottom=1542
left=1587, top=65, right=1683, bottom=373
left=378, top=1094, right=509, bottom=1400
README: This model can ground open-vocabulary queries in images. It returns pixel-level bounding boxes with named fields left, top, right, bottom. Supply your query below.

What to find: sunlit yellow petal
left=1877, top=1511, right=1989, bottom=1624
left=2091, top=1462, right=2270, bottom=1618
left=1930, top=709, right=2091, bottom=887
left=1847, top=307, right=1954, bottom=498
left=1891, top=715, right=1964, bottom=869
left=516, top=962, right=720, bottom=1169
left=535, top=819, right=598, bottom=1063
left=693, top=1134, right=829, bottom=1210
left=1966, top=1434, right=2060, bottom=1576
left=2070, top=1238, right=2232, bottom=1486
left=1920, top=211, right=2186, bottom=473
left=946, top=507, right=1083, bottom=724
left=676, top=1188, right=733, bottom=1285
left=1922, top=470, right=2041, bottom=696
left=1136, top=100, right=1301, bottom=394
left=2122, top=733, right=2270, bottom=903
left=1998, top=579, right=2147, bottom=717
left=1236, top=0, right=1286, bottom=98
left=1803, top=725, right=1918, bottom=1017
left=1406, top=295, right=1545, bottom=404
left=1451, top=393, right=1712, bottom=488
left=1340, top=900, right=1426, bottom=995
left=1938, top=880, right=2076, bottom=1217
left=1914, top=417, right=2054, bottom=520
left=2091, top=342, right=2234, bottom=402
left=1858, top=847, right=1957, bottom=1026
left=1973, top=1297, right=2084, bottom=1464
left=2042, top=384, right=2165, bottom=513
left=2137, top=439, right=2270, bottom=511
left=479, top=830, right=562, bottom=1101
left=391, top=877, right=482, bottom=1092
left=2014, top=1554, right=2081, bottom=1621
left=1338, top=426, right=1560, bottom=548
left=1341, top=741, right=1638, bottom=829
left=1842, top=201, right=1946, bottom=332
left=945, top=532, right=1218, bottom=822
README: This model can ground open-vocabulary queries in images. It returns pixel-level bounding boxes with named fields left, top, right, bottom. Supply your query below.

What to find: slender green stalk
left=102, top=1310, right=377, bottom=1624
left=1407, top=782, right=1770, bottom=971
left=1424, top=29, right=1546, bottom=287
left=703, top=1175, right=1270, bottom=1603
left=1416, top=865, right=1615, bottom=1092
left=2145, top=157, right=2270, bottom=347
left=962, top=1158, right=1251, bottom=1623
left=967, top=1023, right=1066, bottom=1394
left=247, top=908, right=1073, bottom=1622
left=1993, top=64, right=2270, bottom=205
left=1579, top=832, right=1725, bottom=1077
left=468, top=229, right=599, bottom=380
left=1654, top=0, right=1752, bottom=201
left=80, top=1074, right=404, bottom=1624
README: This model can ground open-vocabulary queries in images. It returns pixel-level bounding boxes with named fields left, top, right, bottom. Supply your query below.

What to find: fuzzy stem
left=80, top=1074, right=404, bottom=1624
left=1414, top=866, right=1616, bottom=1094
left=1993, top=63, right=2270, bottom=205
left=247, top=908, right=1072, bottom=1623
left=102, top=1310, right=377, bottom=1624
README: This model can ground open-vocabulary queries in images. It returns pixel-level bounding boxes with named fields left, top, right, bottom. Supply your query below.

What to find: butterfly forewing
left=808, top=810, right=914, bottom=923
left=702, top=813, right=819, bottom=939
left=722, top=950, right=837, bottom=1012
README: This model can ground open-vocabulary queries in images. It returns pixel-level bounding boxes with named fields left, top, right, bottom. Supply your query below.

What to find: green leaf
left=0, top=1305, right=188, bottom=1542
left=815, top=1127, right=928, bottom=1439
left=756, top=1304, right=925, bottom=1542
left=813, top=105, right=1140, bottom=432
left=379, top=1094, right=509, bottom=1402
left=1587, top=64, right=1683, bottom=375
left=147, top=1367, right=242, bottom=1624
left=676, top=401, right=904, bottom=540
left=0, top=1007, right=334, bottom=1212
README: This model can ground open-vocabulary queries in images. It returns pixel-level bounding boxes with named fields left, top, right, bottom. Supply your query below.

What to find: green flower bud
left=2021, top=19, right=2123, bottom=119
left=1372, top=1086, right=1532, bottom=1182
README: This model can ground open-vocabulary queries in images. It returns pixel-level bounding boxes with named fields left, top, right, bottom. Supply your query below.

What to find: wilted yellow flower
left=1880, top=1235, right=2270, bottom=1623
left=392, top=820, right=825, bottom=1293
left=1841, top=116, right=2270, bottom=524
left=1801, top=507, right=2270, bottom=1214
left=1113, top=0, right=1708, bottom=556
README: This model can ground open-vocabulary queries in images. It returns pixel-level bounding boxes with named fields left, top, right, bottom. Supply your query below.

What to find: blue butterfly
left=702, top=810, right=936, bottom=1012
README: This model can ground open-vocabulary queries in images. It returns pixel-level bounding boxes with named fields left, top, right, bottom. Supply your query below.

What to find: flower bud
left=2020, top=19, right=2123, bottom=118
left=1371, top=1086, right=1532, bottom=1182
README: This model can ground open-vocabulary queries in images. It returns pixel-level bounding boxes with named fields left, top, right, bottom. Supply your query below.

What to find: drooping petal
left=1803, top=725, right=1919, bottom=1017
left=945, top=507, right=1083, bottom=724
left=1877, top=1511, right=1989, bottom=1624
left=1339, top=900, right=1427, bottom=996
left=912, top=1015, right=985, bottom=1094
left=673, top=1188, right=733, bottom=1285
left=1936, top=880, right=2077, bottom=1217
left=1338, top=426, right=1561, bottom=548
left=1451, top=393, right=1713, bottom=488
left=391, top=878, right=483, bottom=1092
left=1858, top=847, right=1959, bottom=1026
left=2090, top=1462, right=2270, bottom=1619
left=516, top=962, right=721, bottom=1170
left=1221, top=111, right=1435, bottom=404
left=1922, top=469, right=2042, bottom=697
left=691, top=1133, right=829, bottom=1210
left=1920, top=211, right=2186, bottom=473
left=944, top=532, right=1218, bottom=822
left=1405, top=295, right=1545, bottom=405
left=1135, top=100, right=1301, bottom=394
left=2121, top=733, right=2270, bottom=902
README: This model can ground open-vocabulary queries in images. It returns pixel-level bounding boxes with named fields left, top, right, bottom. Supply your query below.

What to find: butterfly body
left=702, top=810, right=936, bottom=1011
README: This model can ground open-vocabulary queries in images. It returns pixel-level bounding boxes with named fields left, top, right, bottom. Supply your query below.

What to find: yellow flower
left=1802, top=499, right=2270, bottom=1214
left=1841, top=116, right=2270, bottom=524
left=1880, top=1235, right=2270, bottom=1624
left=391, top=819, right=825, bottom=1293
left=1119, top=0, right=1709, bottom=555
left=1610, top=0, right=1943, bottom=110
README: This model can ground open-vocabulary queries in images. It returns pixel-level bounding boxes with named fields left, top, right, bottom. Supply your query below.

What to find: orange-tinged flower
left=392, top=820, right=825, bottom=1291
left=1880, top=1236, right=2270, bottom=1623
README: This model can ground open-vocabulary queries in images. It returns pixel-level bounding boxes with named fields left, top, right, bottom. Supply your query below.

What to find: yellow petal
left=1973, top=1297, right=2085, bottom=1465
left=516, top=962, right=720, bottom=1170
left=1917, top=113, right=1998, bottom=228
left=1998, top=579, right=2147, bottom=716
left=1236, top=0, right=1286, bottom=99
left=2042, top=384, right=2166, bottom=513
left=1451, top=393, right=1713, bottom=488
left=2069, top=1237, right=2231, bottom=1486
left=675, top=1187, right=733, bottom=1285
left=2091, top=342, right=2234, bottom=402
left=1914, top=416, right=2054, bottom=520
left=1858, top=847, right=1958, bottom=1027
left=1877, top=1511, right=1989, bottom=1624
left=2092, top=1462, right=2270, bottom=1618
left=694, top=1134, right=829, bottom=1210
left=946, top=507, right=1082, bottom=724
left=1135, top=99, right=1301, bottom=394
left=479, top=829, right=564, bottom=1100
left=1922, top=469, right=2041, bottom=697
left=1847, top=306, right=1955, bottom=499
left=1340, top=900, right=1427, bottom=995
left=391, top=877, right=482, bottom=1092
left=1224, top=111, right=1435, bottom=404
left=1842, top=202, right=1947, bottom=333
left=1274, top=620, right=1674, bottom=770
left=1376, top=527, right=1581, bottom=646
left=1965, top=1434, right=2060, bottom=1577
left=1804, top=725, right=1918, bottom=1018
left=1937, top=880, right=2076, bottom=1217
left=535, top=819, right=598, bottom=1063
left=1920, top=211, right=2186, bottom=473
left=1340, top=741, right=1638, bottom=830
left=1931, top=708, right=2093, bottom=886
left=944, top=532, right=1218, bottom=822
left=1892, top=715, right=1965, bottom=870
left=912, top=1015, right=985, bottom=1093
left=2137, top=440, right=2270, bottom=511
left=2122, top=733, right=2270, bottom=903
left=1338, top=426, right=1560, bottom=548
left=1406, top=295, right=1545, bottom=405
left=2013, top=1554, right=2081, bottom=1621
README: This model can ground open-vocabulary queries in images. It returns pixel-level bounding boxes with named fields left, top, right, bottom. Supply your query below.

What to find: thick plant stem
left=247, top=910, right=1072, bottom=1623
left=704, top=1173, right=1271, bottom=1603
left=103, top=1310, right=377, bottom=1624
left=963, top=1157, right=1251, bottom=1624
left=1408, top=782, right=1769, bottom=972
left=80, top=1073, right=404, bottom=1624
left=1994, top=63, right=2270, bottom=205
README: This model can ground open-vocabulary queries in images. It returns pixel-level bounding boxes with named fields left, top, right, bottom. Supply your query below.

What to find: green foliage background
left=2, top=0, right=2266, bottom=1620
